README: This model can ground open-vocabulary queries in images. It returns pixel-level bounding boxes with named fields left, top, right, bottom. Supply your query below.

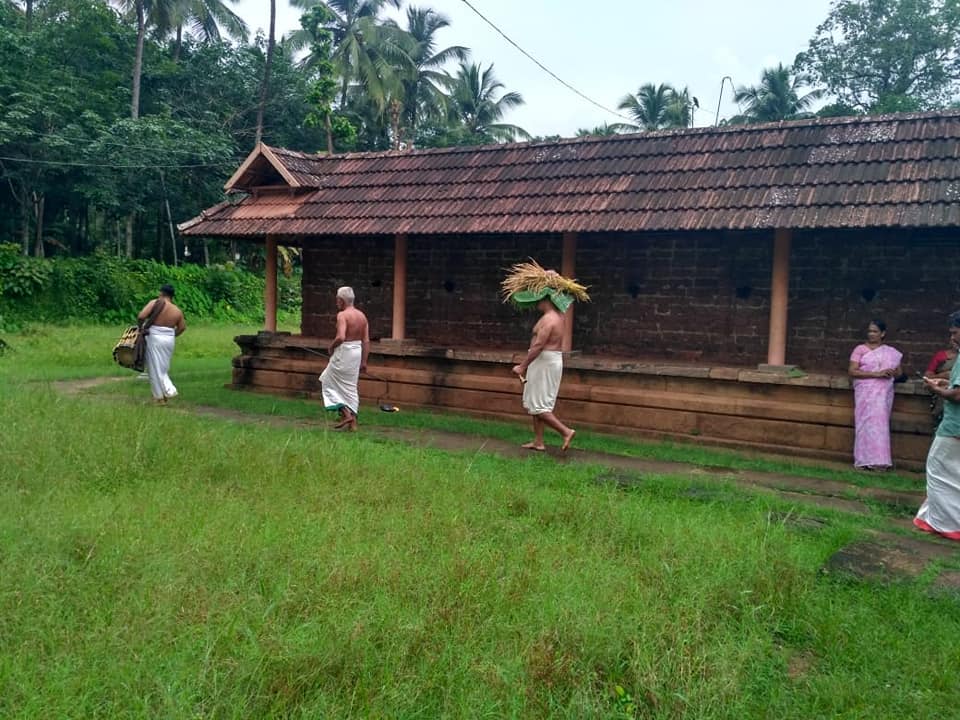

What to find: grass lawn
left=1, top=324, right=957, bottom=718
left=11, top=323, right=923, bottom=493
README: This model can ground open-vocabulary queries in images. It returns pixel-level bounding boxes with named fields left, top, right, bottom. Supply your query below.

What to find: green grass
left=1, top=323, right=956, bottom=718
left=1, top=322, right=921, bottom=493
left=2, top=382, right=959, bottom=718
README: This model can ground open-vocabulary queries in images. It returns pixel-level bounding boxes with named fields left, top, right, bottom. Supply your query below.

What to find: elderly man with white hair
left=320, top=286, right=370, bottom=431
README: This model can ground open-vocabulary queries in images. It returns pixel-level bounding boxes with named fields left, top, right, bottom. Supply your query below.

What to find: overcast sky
left=234, top=0, right=835, bottom=137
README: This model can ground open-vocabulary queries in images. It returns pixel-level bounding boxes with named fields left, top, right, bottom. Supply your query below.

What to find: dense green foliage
left=4, top=0, right=960, bottom=265
left=796, top=0, right=960, bottom=113
left=0, top=245, right=300, bottom=328
left=0, top=0, right=327, bottom=261
left=0, top=0, right=531, bottom=262
left=0, top=325, right=958, bottom=718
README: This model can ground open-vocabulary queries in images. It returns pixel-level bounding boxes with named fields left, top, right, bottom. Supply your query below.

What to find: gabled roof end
left=223, top=142, right=301, bottom=192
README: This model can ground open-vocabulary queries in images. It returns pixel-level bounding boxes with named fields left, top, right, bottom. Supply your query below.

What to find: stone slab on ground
left=823, top=542, right=928, bottom=581
left=786, top=650, right=818, bottom=681
left=867, top=530, right=960, bottom=560
left=773, top=489, right=870, bottom=515
left=823, top=532, right=958, bottom=582
left=929, top=571, right=960, bottom=597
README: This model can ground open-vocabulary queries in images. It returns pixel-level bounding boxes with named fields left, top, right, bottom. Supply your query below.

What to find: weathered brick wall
left=574, top=231, right=768, bottom=363
left=575, top=228, right=960, bottom=371
left=404, top=234, right=562, bottom=346
left=301, top=236, right=394, bottom=339
left=300, top=229, right=960, bottom=372
left=301, top=233, right=562, bottom=344
left=787, top=228, right=960, bottom=372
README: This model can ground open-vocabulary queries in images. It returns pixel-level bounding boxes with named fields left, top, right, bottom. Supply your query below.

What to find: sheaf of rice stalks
left=500, top=259, right=590, bottom=303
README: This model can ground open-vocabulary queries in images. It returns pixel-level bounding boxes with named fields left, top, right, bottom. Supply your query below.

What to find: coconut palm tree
left=115, top=0, right=170, bottom=257
left=117, top=0, right=156, bottom=119
left=734, top=64, right=823, bottom=123
left=444, top=62, right=529, bottom=143
left=114, top=0, right=245, bottom=256
left=618, top=83, right=694, bottom=130
left=168, top=0, right=249, bottom=61
left=20, top=0, right=34, bottom=30
left=662, top=86, right=698, bottom=128
left=575, top=123, right=633, bottom=136
left=291, top=0, right=404, bottom=108
left=254, top=0, right=276, bottom=145
left=117, top=0, right=247, bottom=116
left=399, top=6, right=468, bottom=148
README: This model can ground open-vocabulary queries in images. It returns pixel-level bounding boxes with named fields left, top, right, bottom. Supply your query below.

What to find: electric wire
left=12, top=127, right=241, bottom=157
left=456, top=0, right=636, bottom=124
left=0, top=155, right=236, bottom=169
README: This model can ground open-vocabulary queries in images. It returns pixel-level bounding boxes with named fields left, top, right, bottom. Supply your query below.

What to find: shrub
left=0, top=254, right=300, bottom=329
left=0, top=243, right=52, bottom=298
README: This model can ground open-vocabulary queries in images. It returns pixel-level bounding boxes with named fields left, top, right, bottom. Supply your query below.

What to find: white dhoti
left=320, top=340, right=362, bottom=415
left=145, top=326, right=177, bottom=400
left=914, top=436, right=960, bottom=541
left=522, top=350, right=563, bottom=415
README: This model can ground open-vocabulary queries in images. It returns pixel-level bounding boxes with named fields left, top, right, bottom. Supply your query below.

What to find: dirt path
left=56, top=375, right=960, bottom=585
left=53, top=376, right=130, bottom=394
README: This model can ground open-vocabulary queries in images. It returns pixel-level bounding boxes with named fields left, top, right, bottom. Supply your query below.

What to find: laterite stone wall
left=301, top=234, right=563, bottom=345
left=301, top=236, right=394, bottom=340
left=300, top=229, right=960, bottom=373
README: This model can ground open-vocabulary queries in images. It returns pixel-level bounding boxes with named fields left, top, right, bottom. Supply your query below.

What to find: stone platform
left=231, top=333, right=936, bottom=471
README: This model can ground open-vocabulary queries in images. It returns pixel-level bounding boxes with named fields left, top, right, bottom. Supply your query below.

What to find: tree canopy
left=796, top=0, right=960, bottom=112
left=0, top=0, right=527, bottom=260
left=4, top=0, right=960, bottom=260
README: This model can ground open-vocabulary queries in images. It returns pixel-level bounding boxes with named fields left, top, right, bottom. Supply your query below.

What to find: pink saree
left=851, top=343, right=903, bottom=468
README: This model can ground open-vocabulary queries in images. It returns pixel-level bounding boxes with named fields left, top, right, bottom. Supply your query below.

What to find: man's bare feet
left=334, top=409, right=356, bottom=429
left=521, top=441, right=546, bottom=452
left=561, top=429, right=576, bottom=451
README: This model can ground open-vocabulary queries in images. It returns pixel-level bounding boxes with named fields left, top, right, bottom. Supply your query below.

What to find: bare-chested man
left=320, top=286, right=370, bottom=431
left=512, top=296, right=575, bottom=451
left=137, top=283, right=186, bottom=403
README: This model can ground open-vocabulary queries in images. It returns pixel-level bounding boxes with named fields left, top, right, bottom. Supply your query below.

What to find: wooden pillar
left=392, top=233, right=407, bottom=340
left=766, top=228, right=791, bottom=366
left=561, top=232, right=577, bottom=352
left=264, top=234, right=278, bottom=332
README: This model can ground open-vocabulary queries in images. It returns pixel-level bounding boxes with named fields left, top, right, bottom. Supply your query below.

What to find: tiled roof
left=179, top=111, right=960, bottom=237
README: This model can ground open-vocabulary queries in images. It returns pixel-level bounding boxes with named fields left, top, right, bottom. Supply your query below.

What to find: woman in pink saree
left=848, top=320, right=903, bottom=470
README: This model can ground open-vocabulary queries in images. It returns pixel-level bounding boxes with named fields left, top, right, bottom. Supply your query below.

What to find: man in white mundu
left=320, top=286, right=369, bottom=431
left=137, top=284, right=186, bottom=404
left=512, top=294, right=576, bottom=452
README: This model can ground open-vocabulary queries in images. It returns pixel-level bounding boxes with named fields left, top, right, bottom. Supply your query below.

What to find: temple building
left=180, top=111, right=960, bottom=469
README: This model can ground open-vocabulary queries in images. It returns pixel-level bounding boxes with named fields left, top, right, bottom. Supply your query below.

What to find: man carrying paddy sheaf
left=320, top=286, right=369, bottom=431
left=503, top=260, right=589, bottom=452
